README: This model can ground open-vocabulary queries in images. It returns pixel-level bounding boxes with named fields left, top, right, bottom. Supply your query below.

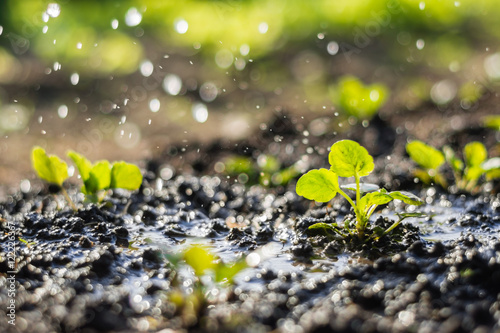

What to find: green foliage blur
left=2, top=0, right=500, bottom=78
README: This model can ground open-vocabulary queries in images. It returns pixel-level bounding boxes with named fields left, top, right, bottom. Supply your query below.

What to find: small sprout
left=407, top=140, right=500, bottom=192
left=18, top=237, right=36, bottom=247
left=32, top=146, right=76, bottom=210
left=331, top=76, right=389, bottom=121
left=297, top=140, right=423, bottom=240
left=68, top=150, right=143, bottom=202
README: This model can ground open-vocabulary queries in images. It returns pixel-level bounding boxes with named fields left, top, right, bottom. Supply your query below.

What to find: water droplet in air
left=484, top=53, right=500, bottom=79
left=42, top=26, right=49, bottom=34
left=111, top=19, right=119, bottom=29
left=327, top=41, right=339, bottom=55
left=0, top=26, right=3, bottom=36
left=46, top=3, right=61, bottom=18
left=53, top=62, right=61, bottom=71
left=317, top=33, right=325, bottom=40
left=125, top=8, right=142, bottom=27
left=114, top=122, right=141, bottom=148
left=192, top=103, right=208, bottom=123
left=430, top=80, right=457, bottom=105
left=258, top=22, right=268, bottom=34
left=419, top=2, right=425, bottom=10
left=149, top=98, right=160, bottom=112
left=58, top=105, right=68, bottom=118
left=76, top=42, right=82, bottom=49
left=416, top=39, right=425, bottom=50
left=174, top=18, right=188, bottom=34
left=38, top=116, right=43, bottom=124
left=215, top=49, right=234, bottom=69
left=20, top=179, right=31, bottom=193
left=140, top=60, right=154, bottom=77
left=162, top=74, right=182, bottom=95
left=369, top=90, right=380, bottom=102
left=240, top=44, right=250, bottom=56
left=199, top=82, right=218, bottom=102
left=70, top=73, right=79, bottom=85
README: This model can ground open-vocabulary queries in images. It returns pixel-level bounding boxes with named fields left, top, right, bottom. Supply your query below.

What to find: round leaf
left=388, top=191, right=423, bottom=205
left=110, top=161, right=143, bottom=190
left=329, top=140, right=374, bottom=178
left=464, top=142, right=487, bottom=167
left=68, top=150, right=92, bottom=181
left=296, top=169, right=338, bottom=203
left=183, top=245, right=216, bottom=277
left=406, top=141, right=445, bottom=170
left=32, top=147, right=69, bottom=186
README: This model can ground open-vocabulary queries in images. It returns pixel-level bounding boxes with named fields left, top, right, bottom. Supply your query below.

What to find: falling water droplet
left=258, top=22, right=268, bottom=34
left=162, top=74, right=182, bottom=95
left=42, top=26, right=49, bottom=34
left=174, top=18, right=189, bottom=34
left=419, top=2, right=425, bottom=10
left=199, top=82, right=218, bottom=102
left=484, top=53, right=500, bottom=79
left=430, top=80, right=457, bottom=105
left=76, top=42, right=82, bottom=49
left=240, top=44, right=250, bottom=56
left=46, top=3, right=61, bottom=18
left=149, top=98, right=160, bottom=112
left=111, top=19, right=119, bottom=29
left=0, top=26, right=3, bottom=36
left=215, top=49, right=233, bottom=69
left=53, top=62, right=61, bottom=71
left=58, top=105, right=68, bottom=118
left=416, top=39, right=425, bottom=50
left=125, top=7, right=142, bottom=27
left=192, top=103, right=208, bottom=123
left=327, top=41, right=339, bottom=55
left=140, top=60, right=154, bottom=77
left=70, top=73, right=79, bottom=85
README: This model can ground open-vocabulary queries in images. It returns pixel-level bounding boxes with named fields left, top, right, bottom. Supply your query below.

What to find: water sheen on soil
left=1, top=109, right=500, bottom=332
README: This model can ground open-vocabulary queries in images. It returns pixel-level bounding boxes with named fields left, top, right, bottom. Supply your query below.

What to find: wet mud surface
left=1, top=98, right=500, bottom=332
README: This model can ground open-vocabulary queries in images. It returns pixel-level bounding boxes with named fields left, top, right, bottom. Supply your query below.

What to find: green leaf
left=485, top=168, right=500, bottom=181
left=463, top=142, right=487, bottom=167
left=32, top=147, right=69, bottom=186
left=341, top=183, right=379, bottom=193
left=329, top=140, right=374, bottom=178
left=397, top=212, right=427, bottom=219
left=68, top=150, right=92, bottom=181
left=296, top=169, right=339, bottom=202
left=183, top=245, right=216, bottom=277
left=307, top=222, right=338, bottom=235
left=359, top=190, right=393, bottom=209
left=214, top=259, right=247, bottom=284
left=388, top=191, right=424, bottom=205
left=464, top=166, right=484, bottom=182
left=86, top=160, right=112, bottom=194
left=110, top=161, right=143, bottom=190
left=406, top=140, right=445, bottom=170
left=443, top=146, right=464, bottom=172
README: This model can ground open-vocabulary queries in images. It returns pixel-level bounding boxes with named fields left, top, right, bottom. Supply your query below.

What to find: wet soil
left=1, top=94, right=500, bottom=332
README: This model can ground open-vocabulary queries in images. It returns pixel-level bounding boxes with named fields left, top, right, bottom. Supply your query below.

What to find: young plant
left=406, top=140, right=500, bottom=192
left=68, top=151, right=143, bottom=202
left=32, top=146, right=76, bottom=210
left=331, top=76, right=389, bottom=121
left=405, top=140, right=447, bottom=188
left=163, top=245, right=247, bottom=327
left=32, top=146, right=143, bottom=208
left=296, top=140, right=423, bottom=240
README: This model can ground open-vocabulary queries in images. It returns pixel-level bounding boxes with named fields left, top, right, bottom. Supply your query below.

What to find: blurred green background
left=0, top=0, right=499, bottom=187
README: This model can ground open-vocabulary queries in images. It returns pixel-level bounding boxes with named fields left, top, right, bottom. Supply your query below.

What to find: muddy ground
left=1, top=91, right=500, bottom=332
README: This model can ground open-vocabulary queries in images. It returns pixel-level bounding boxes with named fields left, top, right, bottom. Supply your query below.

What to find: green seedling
left=222, top=154, right=300, bottom=187
left=296, top=140, right=423, bottom=240
left=32, top=146, right=143, bottom=208
left=331, top=76, right=389, bottom=121
left=68, top=150, right=142, bottom=202
left=405, top=140, right=447, bottom=188
left=163, top=245, right=247, bottom=327
left=406, top=140, right=500, bottom=192
left=32, top=146, right=76, bottom=210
